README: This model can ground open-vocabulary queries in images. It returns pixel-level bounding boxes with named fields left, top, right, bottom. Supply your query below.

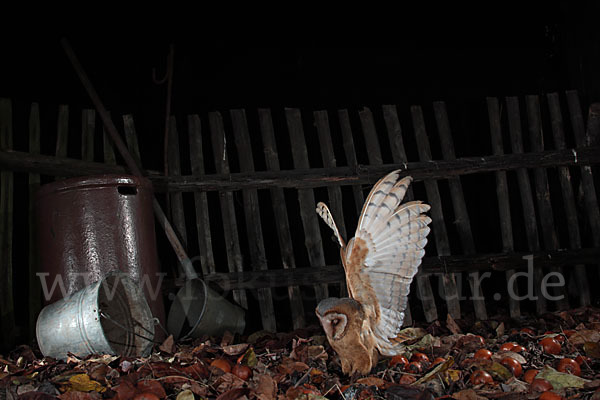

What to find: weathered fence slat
left=188, top=115, right=214, bottom=276
left=547, top=93, right=590, bottom=306
left=28, top=103, right=42, bottom=337
left=411, top=105, right=461, bottom=320
left=82, top=109, right=95, bottom=162
left=338, top=109, right=364, bottom=216
left=0, top=98, right=15, bottom=348
left=433, top=101, right=488, bottom=320
left=506, top=96, right=547, bottom=314
left=103, top=112, right=117, bottom=165
left=258, top=108, right=306, bottom=329
left=285, top=108, right=328, bottom=302
left=230, top=109, right=276, bottom=332
left=314, top=110, right=348, bottom=297
left=486, top=97, right=521, bottom=318
left=208, top=112, right=248, bottom=308
left=383, top=104, right=436, bottom=325
left=566, top=91, right=600, bottom=248
left=525, top=96, right=570, bottom=310
left=123, top=115, right=142, bottom=168
left=166, top=117, right=188, bottom=251
left=55, top=105, right=69, bottom=180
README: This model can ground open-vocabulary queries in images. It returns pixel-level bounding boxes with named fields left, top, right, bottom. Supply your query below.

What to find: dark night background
left=2, top=4, right=600, bottom=339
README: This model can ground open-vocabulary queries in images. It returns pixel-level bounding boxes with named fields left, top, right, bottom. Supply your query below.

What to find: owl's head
left=315, top=297, right=364, bottom=341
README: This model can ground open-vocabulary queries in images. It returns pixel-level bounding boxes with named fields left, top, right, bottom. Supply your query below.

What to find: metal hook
left=152, top=44, right=174, bottom=85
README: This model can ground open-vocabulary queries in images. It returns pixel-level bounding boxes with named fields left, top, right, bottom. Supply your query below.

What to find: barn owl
left=315, top=170, right=431, bottom=375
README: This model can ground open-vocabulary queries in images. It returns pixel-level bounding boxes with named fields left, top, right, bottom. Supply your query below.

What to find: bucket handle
left=100, top=311, right=160, bottom=344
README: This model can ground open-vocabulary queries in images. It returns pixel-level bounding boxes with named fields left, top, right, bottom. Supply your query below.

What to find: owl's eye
left=332, top=319, right=339, bottom=326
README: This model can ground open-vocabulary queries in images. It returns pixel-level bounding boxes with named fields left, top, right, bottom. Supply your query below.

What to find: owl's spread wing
left=343, top=170, right=431, bottom=355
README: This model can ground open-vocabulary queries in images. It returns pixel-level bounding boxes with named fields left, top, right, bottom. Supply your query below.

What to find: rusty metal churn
left=35, top=175, right=166, bottom=337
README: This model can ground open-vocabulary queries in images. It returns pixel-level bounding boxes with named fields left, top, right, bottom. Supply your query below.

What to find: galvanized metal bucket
left=36, top=273, right=154, bottom=360
left=167, top=279, right=245, bottom=339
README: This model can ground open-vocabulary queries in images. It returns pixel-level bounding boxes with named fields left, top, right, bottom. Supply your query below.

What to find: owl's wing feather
left=316, top=201, right=346, bottom=248
left=343, top=170, right=431, bottom=356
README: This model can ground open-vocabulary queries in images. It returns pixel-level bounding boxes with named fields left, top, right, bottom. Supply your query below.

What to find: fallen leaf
left=216, top=387, right=251, bottom=400
left=452, top=388, right=488, bottom=400
left=59, top=392, right=102, bottom=400
left=254, top=374, right=277, bottom=400
left=223, top=343, right=250, bottom=356
left=395, top=327, right=428, bottom=342
left=159, top=335, right=176, bottom=354
left=136, top=380, right=166, bottom=399
left=385, top=385, right=435, bottom=400
left=500, top=377, right=528, bottom=393
left=483, top=362, right=512, bottom=382
left=415, top=357, right=454, bottom=384
left=175, top=389, right=195, bottom=400
left=496, top=322, right=505, bottom=337
left=17, top=392, right=57, bottom=400
left=537, top=366, right=589, bottom=390
left=584, top=341, right=600, bottom=358
left=237, top=347, right=258, bottom=367
left=307, top=346, right=327, bottom=361
left=356, top=376, right=387, bottom=388
left=447, top=313, right=462, bottom=334
left=64, top=374, right=106, bottom=393
left=220, top=331, right=235, bottom=347
left=491, top=351, right=527, bottom=365
left=114, top=380, right=137, bottom=400
left=569, top=329, right=600, bottom=346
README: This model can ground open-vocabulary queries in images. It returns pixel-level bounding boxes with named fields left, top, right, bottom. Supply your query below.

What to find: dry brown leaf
left=447, top=313, right=462, bottom=334
left=223, top=343, right=250, bottom=356
left=254, top=374, right=277, bottom=400
left=451, top=389, right=488, bottom=400
left=58, top=392, right=102, bottom=400
left=159, top=335, right=176, bottom=354
left=221, top=331, right=235, bottom=347
left=356, top=376, right=387, bottom=388
left=569, top=329, right=600, bottom=346
left=136, top=380, right=166, bottom=399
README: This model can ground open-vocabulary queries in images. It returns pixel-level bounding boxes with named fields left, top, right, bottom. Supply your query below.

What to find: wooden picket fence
left=1, top=90, right=600, bottom=344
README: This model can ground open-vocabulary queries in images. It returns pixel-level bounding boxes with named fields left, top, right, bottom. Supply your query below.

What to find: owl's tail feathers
left=316, top=202, right=346, bottom=248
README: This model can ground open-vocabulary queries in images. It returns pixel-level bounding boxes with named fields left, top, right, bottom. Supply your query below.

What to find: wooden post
left=55, top=105, right=69, bottom=180
left=547, top=93, right=591, bottom=306
left=103, top=112, right=117, bottom=165
left=314, top=110, right=348, bottom=297
left=433, top=101, right=488, bottom=320
left=230, top=109, right=276, bottom=332
left=81, top=109, right=95, bottom=162
left=166, top=117, right=188, bottom=251
left=122, top=115, right=143, bottom=168
left=285, top=108, right=329, bottom=302
left=382, top=104, right=436, bottom=325
left=411, top=105, right=461, bottom=320
left=338, top=109, right=364, bottom=216
left=208, top=112, right=248, bottom=309
left=188, top=115, right=214, bottom=276
left=505, top=97, right=547, bottom=314
left=486, top=98, right=521, bottom=318
left=0, top=98, right=15, bottom=348
left=566, top=91, right=600, bottom=248
left=28, top=103, right=42, bottom=338
left=258, top=108, right=306, bottom=329
left=525, top=96, right=569, bottom=310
